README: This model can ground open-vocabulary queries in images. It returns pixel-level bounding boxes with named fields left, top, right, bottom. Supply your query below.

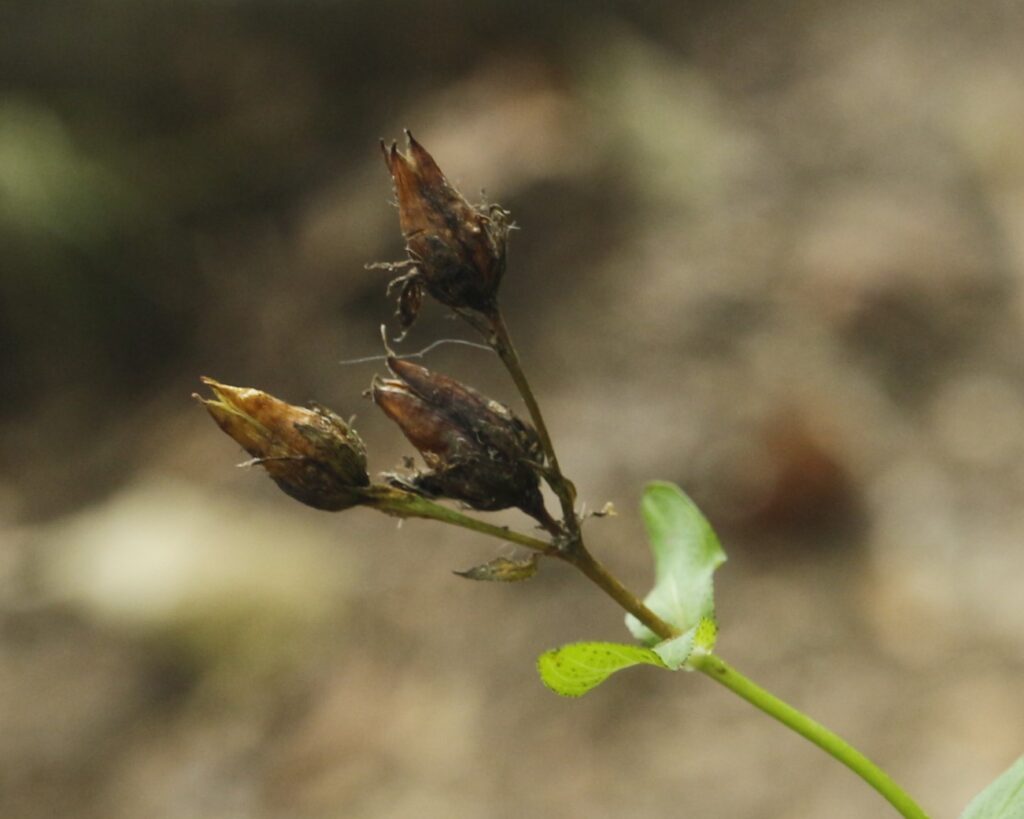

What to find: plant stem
left=364, top=485, right=556, bottom=554
left=486, top=310, right=580, bottom=537
left=562, top=547, right=678, bottom=640
left=468, top=311, right=926, bottom=819
left=691, top=653, right=930, bottom=819
left=366, top=486, right=677, bottom=637
left=370, top=486, right=927, bottom=819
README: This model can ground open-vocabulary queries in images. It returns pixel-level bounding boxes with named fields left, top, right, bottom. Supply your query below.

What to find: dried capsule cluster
left=198, top=135, right=551, bottom=527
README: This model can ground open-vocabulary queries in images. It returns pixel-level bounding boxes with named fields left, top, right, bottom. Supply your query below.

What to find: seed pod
left=385, top=356, right=540, bottom=465
left=195, top=378, right=369, bottom=511
left=380, top=131, right=511, bottom=328
left=371, top=358, right=547, bottom=519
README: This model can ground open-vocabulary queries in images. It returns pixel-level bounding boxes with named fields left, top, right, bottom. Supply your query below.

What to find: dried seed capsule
left=379, top=131, right=511, bottom=329
left=370, top=377, right=465, bottom=469
left=370, top=358, right=547, bottom=519
left=384, top=356, right=540, bottom=465
left=195, top=378, right=369, bottom=511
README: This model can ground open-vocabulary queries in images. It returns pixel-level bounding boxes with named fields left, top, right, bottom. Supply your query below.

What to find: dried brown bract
left=453, top=554, right=539, bottom=582
left=195, top=377, right=369, bottom=511
left=371, top=356, right=549, bottom=521
left=380, top=131, right=511, bottom=332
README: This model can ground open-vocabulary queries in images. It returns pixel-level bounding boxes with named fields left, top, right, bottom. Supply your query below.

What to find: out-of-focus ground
left=3, top=1, right=1024, bottom=817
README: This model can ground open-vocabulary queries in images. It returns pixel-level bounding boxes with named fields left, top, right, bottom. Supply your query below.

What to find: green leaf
left=961, top=755, right=1024, bottom=819
left=538, top=642, right=667, bottom=697
left=625, top=482, right=726, bottom=664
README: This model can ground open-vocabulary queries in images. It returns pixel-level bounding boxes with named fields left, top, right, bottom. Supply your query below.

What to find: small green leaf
left=538, top=642, right=667, bottom=697
left=625, top=482, right=727, bottom=652
left=961, top=755, right=1024, bottom=819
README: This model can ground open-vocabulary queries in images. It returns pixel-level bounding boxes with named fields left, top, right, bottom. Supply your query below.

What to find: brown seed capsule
left=380, top=131, right=511, bottom=329
left=195, top=377, right=369, bottom=511
left=371, top=358, right=548, bottom=520
left=370, top=377, right=464, bottom=469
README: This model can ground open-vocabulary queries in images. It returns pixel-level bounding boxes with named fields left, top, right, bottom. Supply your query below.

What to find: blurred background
left=3, top=1, right=1024, bottom=817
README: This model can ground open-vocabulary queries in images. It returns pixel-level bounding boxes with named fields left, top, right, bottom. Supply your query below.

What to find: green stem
left=564, top=547, right=679, bottom=641
left=367, top=486, right=927, bottom=818
left=364, top=485, right=556, bottom=554
left=691, top=653, right=930, bottom=819
left=364, top=485, right=678, bottom=638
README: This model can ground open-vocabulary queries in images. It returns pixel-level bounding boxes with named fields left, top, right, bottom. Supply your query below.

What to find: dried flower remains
left=380, top=130, right=512, bottom=333
left=371, top=356, right=551, bottom=524
left=195, top=378, right=369, bottom=511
